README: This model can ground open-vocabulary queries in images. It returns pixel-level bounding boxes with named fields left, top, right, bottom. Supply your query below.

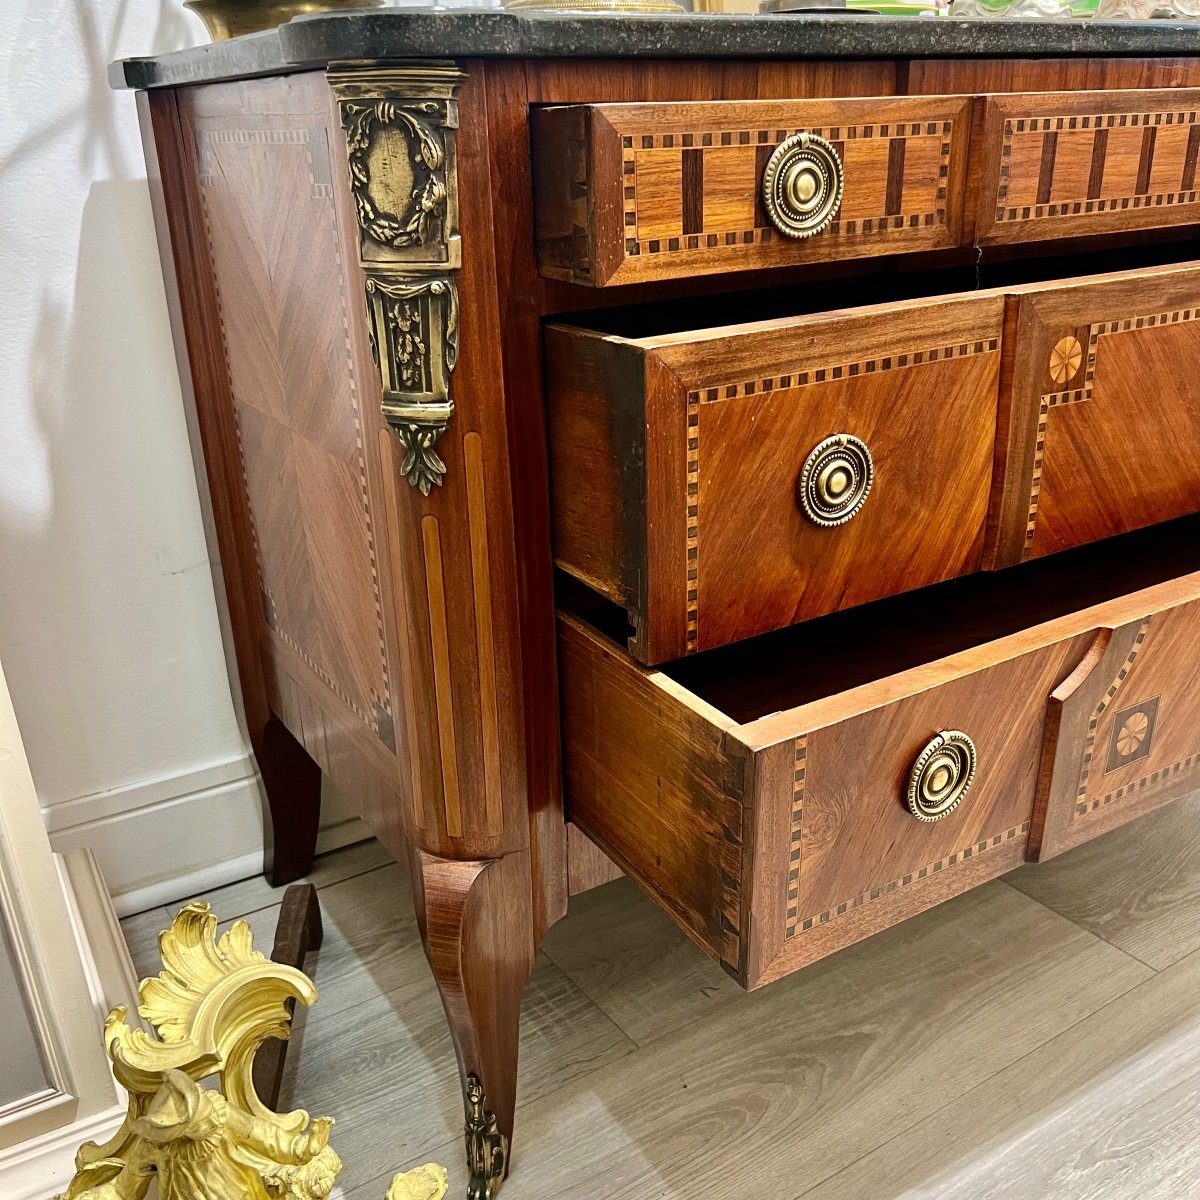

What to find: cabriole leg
left=411, top=848, right=536, bottom=1197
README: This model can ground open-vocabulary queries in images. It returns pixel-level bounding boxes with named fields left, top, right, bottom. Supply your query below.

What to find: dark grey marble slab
left=110, top=10, right=1200, bottom=91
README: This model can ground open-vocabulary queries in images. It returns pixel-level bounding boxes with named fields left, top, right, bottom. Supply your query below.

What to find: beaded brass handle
left=798, top=433, right=873, bottom=527
left=761, top=131, right=844, bottom=239
left=907, top=731, right=978, bottom=822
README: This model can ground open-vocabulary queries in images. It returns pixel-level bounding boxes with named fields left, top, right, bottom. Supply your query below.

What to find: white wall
left=0, top=1, right=363, bottom=915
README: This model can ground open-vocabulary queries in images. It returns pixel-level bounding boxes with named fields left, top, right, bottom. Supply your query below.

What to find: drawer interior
left=562, top=512, right=1200, bottom=725
left=551, top=237, right=1198, bottom=341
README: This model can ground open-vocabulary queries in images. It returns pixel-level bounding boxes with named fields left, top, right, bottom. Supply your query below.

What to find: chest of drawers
left=115, top=15, right=1200, bottom=1195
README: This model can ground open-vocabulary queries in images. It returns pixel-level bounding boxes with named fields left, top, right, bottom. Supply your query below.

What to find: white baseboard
left=43, top=756, right=368, bottom=917
left=2, top=1100, right=131, bottom=1200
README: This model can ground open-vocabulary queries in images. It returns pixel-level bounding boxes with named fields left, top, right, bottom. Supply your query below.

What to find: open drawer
left=532, top=95, right=973, bottom=286
left=547, top=290, right=1003, bottom=664
left=559, top=522, right=1200, bottom=989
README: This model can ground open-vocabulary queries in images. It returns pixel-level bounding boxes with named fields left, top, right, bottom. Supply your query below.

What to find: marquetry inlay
left=784, top=737, right=808, bottom=938
left=787, top=821, right=1030, bottom=937
left=194, top=122, right=395, bottom=748
left=1107, top=696, right=1159, bottom=771
left=1024, top=305, right=1200, bottom=554
left=994, top=108, right=1200, bottom=224
left=1048, top=335, right=1083, bottom=385
left=621, top=119, right=953, bottom=260
left=685, top=391, right=700, bottom=653
left=1073, top=618, right=1151, bottom=814
left=685, top=336, right=999, bottom=647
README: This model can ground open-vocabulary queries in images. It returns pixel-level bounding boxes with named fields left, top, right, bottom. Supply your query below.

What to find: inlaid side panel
left=989, top=262, right=1200, bottom=566
left=176, top=78, right=404, bottom=779
left=533, top=95, right=971, bottom=285
left=975, top=88, right=1200, bottom=245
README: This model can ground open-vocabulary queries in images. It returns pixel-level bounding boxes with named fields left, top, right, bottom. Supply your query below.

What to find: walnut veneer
left=125, top=38, right=1200, bottom=1197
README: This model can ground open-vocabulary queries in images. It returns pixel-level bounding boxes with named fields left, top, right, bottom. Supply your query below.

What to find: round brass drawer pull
left=761, top=131, right=844, bottom=239
left=798, top=434, right=873, bottom=527
left=907, top=731, right=978, bottom=823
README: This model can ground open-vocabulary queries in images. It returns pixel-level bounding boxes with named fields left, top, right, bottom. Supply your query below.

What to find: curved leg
left=412, top=848, right=536, bottom=1197
left=256, top=717, right=322, bottom=887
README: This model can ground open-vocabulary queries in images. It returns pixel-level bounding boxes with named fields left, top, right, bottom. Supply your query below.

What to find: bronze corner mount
left=330, top=63, right=467, bottom=493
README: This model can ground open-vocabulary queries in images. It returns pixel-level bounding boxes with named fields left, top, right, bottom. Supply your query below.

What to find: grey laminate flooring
left=120, top=797, right=1200, bottom=1200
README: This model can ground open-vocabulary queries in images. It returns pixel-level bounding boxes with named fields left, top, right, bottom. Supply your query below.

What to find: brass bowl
left=183, top=0, right=385, bottom=41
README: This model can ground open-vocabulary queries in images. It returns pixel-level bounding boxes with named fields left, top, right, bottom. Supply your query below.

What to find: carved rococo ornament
left=330, top=64, right=466, bottom=494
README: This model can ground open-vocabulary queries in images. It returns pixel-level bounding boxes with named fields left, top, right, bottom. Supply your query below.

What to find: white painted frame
left=0, top=659, right=134, bottom=1197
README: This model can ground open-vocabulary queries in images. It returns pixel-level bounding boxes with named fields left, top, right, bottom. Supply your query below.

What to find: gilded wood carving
left=331, top=65, right=466, bottom=493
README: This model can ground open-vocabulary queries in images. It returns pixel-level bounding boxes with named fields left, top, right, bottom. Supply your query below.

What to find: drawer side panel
left=558, top=618, right=747, bottom=972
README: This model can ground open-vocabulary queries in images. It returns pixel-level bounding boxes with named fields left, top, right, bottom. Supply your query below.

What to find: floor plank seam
left=210, top=858, right=399, bottom=924
left=789, top=942, right=1168, bottom=1200
left=997, top=877, right=1164, bottom=973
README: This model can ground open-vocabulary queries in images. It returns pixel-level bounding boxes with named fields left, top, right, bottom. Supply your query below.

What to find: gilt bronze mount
left=907, top=730, right=978, bottom=822
left=761, top=131, right=844, bottom=239
left=331, top=65, right=466, bottom=494
left=798, top=433, right=874, bottom=526
left=464, top=1075, right=508, bottom=1198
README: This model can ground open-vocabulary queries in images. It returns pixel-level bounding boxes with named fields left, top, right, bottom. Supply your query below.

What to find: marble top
left=111, top=9, right=1200, bottom=90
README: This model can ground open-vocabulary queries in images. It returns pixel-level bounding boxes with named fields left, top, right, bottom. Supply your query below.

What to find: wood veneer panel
left=908, top=57, right=1200, bottom=97
left=990, top=261, right=1200, bottom=567
left=175, top=76, right=404, bottom=769
left=534, top=94, right=971, bottom=286
left=974, top=88, right=1200, bottom=248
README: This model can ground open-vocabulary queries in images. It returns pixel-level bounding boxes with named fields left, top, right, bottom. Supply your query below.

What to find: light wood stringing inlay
left=465, top=432, right=504, bottom=836
left=422, top=514, right=462, bottom=835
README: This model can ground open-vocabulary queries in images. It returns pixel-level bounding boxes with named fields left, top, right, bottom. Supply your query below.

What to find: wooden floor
left=121, top=795, right=1200, bottom=1200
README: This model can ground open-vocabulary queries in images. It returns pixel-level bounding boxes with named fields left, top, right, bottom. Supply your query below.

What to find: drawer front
left=975, top=88, right=1200, bottom=247
left=1033, top=595, right=1200, bottom=861
left=533, top=96, right=972, bottom=286
left=990, top=263, right=1200, bottom=566
left=751, top=635, right=1085, bottom=987
left=557, top=613, right=1088, bottom=987
left=548, top=294, right=1003, bottom=664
